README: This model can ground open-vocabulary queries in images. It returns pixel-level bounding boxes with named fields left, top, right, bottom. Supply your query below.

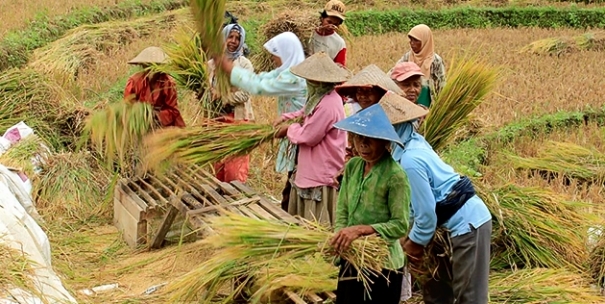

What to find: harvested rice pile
left=521, top=31, right=605, bottom=55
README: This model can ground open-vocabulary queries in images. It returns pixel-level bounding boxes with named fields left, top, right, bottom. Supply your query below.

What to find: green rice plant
left=420, top=55, right=498, bottom=152
left=190, top=0, right=230, bottom=98
left=142, top=120, right=278, bottom=173
left=0, top=135, right=49, bottom=178
left=0, top=244, right=38, bottom=299
left=163, top=212, right=390, bottom=303
left=589, top=235, right=605, bottom=288
left=505, top=141, right=605, bottom=183
left=81, top=101, right=155, bottom=174
left=490, top=268, right=602, bottom=303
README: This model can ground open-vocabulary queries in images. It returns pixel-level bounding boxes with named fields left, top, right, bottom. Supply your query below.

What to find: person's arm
left=225, top=58, right=254, bottom=105
left=230, top=66, right=305, bottom=97
left=281, top=109, right=304, bottom=121
left=333, top=48, right=347, bottom=67
left=334, top=161, right=353, bottom=233
left=286, top=103, right=335, bottom=147
left=405, top=165, right=438, bottom=247
left=433, top=57, right=446, bottom=95
left=370, top=171, right=412, bottom=241
left=123, top=76, right=137, bottom=101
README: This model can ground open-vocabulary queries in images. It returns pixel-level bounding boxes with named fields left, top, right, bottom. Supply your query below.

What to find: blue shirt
left=391, top=122, right=492, bottom=246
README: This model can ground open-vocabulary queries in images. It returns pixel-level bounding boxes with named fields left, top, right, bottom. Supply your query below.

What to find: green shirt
left=335, top=155, right=412, bottom=270
left=417, top=85, right=431, bottom=108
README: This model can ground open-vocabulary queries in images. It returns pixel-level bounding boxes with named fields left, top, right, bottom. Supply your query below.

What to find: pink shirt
left=281, top=90, right=346, bottom=189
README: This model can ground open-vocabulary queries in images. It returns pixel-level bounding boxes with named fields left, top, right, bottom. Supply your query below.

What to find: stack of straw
left=163, top=212, right=389, bottom=303
left=419, top=55, right=498, bottom=152
left=505, top=141, right=605, bottom=183
left=0, top=135, right=49, bottom=178
left=520, top=31, right=605, bottom=56
left=142, top=120, right=279, bottom=174
left=81, top=101, right=156, bottom=174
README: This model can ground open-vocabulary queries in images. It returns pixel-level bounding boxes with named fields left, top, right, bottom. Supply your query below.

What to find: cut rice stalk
left=0, top=135, right=50, bottom=178
left=0, top=244, right=38, bottom=300
left=419, top=55, right=498, bottom=152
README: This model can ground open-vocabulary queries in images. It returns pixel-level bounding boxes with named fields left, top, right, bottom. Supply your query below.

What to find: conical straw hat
left=128, top=46, right=169, bottom=65
left=379, top=91, right=429, bottom=125
left=335, top=64, right=403, bottom=97
left=290, top=52, right=352, bottom=83
left=334, top=103, right=403, bottom=146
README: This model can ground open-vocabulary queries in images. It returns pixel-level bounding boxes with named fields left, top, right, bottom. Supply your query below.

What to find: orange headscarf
left=408, top=24, right=434, bottom=81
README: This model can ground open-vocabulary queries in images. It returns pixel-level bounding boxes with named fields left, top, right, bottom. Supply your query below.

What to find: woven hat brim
left=379, top=92, right=429, bottom=125
left=128, top=47, right=168, bottom=65
left=290, top=64, right=351, bottom=83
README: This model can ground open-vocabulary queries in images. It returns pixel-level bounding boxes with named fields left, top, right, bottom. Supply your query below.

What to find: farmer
left=215, top=31, right=307, bottom=211
left=386, top=92, right=492, bottom=304
left=273, top=52, right=351, bottom=226
left=207, top=23, right=255, bottom=183
left=334, top=64, right=403, bottom=161
left=389, top=24, right=446, bottom=103
left=124, top=46, right=185, bottom=128
left=310, top=0, right=347, bottom=67
left=391, top=61, right=432, bottom=110
left=330, top=103, right=411, bottom=304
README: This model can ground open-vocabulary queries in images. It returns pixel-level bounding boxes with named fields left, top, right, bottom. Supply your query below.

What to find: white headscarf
left=263, top=32, right=305, bottom=74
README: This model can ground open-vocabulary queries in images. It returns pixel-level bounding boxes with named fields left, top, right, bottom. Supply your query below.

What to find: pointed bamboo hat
left=335, top=64, right=403, bottom=97
left=334, top=103, right=403, bottom=146
left=128, top=46, right=169, bottom=65
left=290, top=52, right=352, bottom=83
left=379, top=91, right=429, bottom=125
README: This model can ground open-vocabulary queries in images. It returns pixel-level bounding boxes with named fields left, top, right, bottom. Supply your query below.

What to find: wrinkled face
left=353, top=135, right=387, bottom=163
left=355, top=87, right=383, bottom=109
left=226, top=30, right=241, bottom=53
left=320, top=16, right=343, bottom=29
left=271, top=54, right=282, bottom=68
left=409, top=36, right=422, bottom=53
left=396, top=75, right=422, bottom=104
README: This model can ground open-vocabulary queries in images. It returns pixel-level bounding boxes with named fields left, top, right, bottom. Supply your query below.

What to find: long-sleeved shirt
left=309, top=31, right=347, bottom=67
left=208, top=57, right=255, bottom=121
left=391, top=123, right=492, bottom=246
left=231, top=66, right=307, bottom=173
left=388, top=52, right=446, bottom=100
left=281, top=90, right=346, bottom=188
left=335, top=155, right=411, bottom=270
left=124, top=72, right=185, bottom=128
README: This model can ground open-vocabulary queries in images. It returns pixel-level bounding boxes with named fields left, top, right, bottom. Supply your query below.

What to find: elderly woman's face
left=409, top=36, right=422, bottom=53
left=396, top=75, right=422, bottom=104
left=355, top=87, right=383, bottom=109
left=353, top=135, right=387, bottom=163
left=226, top=30, right=241, bottom=53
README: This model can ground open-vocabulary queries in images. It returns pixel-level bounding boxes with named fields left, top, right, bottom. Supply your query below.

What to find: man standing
left=309, top=0, right=347, bottom=67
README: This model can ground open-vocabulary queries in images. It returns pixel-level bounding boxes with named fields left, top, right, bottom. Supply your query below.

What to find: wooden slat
left=182, top=193, right=204, bottom=209
left=115, top=184, right=144, bottom=221
left=236, top=206, right=261, bottom=220
left=198, top=169, right=243, bottom=199
left=305, top=292, right=323, bottom=304
left=150, top=205, right=179, bottom=249
left=138, top=178, right=169, bottom=205
left=323, top=291, right=337, bottom=301
left=230, top=181, right=301, bottom=224
left=187, top=197, right=260, bottom=217
left=284, top=291, right=307, bottom=304
left=200, top=184, right=229, bottom=204
left=247, top=203, right=278, bottom=221
left=127, top=180, right=158, bottom=209
left=120, top=181, right=149, bottom=211
left=230, top=180, right=256, bottom=196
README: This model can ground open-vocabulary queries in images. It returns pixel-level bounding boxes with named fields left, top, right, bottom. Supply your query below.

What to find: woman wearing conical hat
left=381, top=92, right=492, bottom=304
left=271, top=52, right=351, bottom=227
left=389, top=24, right=446, bottom=104
left=124, top=46, right=185, bottom=128
left=330, top=103, right=411, bottom=304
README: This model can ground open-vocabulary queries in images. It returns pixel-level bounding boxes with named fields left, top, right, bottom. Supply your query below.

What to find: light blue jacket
left=231, top=66, right=307, bottom=173
left=392, top=122, right=492, bottom=246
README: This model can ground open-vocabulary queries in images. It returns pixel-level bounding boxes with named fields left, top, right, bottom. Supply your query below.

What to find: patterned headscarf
left=222, top=24, right=246, bottom=60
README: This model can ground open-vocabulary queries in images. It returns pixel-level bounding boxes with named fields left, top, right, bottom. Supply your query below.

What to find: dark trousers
left=336, top=262, right=403, bottom=304
left=422, top=220, right=492, bottom=304
left=281, top=170, right=294, bottom=211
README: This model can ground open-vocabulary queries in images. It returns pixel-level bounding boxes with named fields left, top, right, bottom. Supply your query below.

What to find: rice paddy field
left=2, top=0, right=605, bottom=303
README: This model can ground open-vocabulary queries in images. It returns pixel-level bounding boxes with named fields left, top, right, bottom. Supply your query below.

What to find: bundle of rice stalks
left=0, top=68, right=74, bottom=149
left=0, top=135, right=49, bottom=177
left=490, top=268, right=602, bottom=303
left=419, top=56, right=498, bottom=152
left=164, top=212, right=390, bottom=303
left=29, top=11, right=181, bottom=81
left=251, top=11, right=351, bottom=72
left=505, top=141, right=605, bottom=183
left=0, top=244, right=37, bottom=299
left=190, top=0, right=230, bottom=98
left=410, top=227, right=452, bottom=283
left=142, top=120, right=277, bottom=173
left=521, top=32, right=605, bottom=56
left=478, top=183, right=598, bottom=271
left=33, top=152, right=113, bottom=223
left=589, top=235, right=605, bottom=288
left=81, top=101, right=155, bottom=174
